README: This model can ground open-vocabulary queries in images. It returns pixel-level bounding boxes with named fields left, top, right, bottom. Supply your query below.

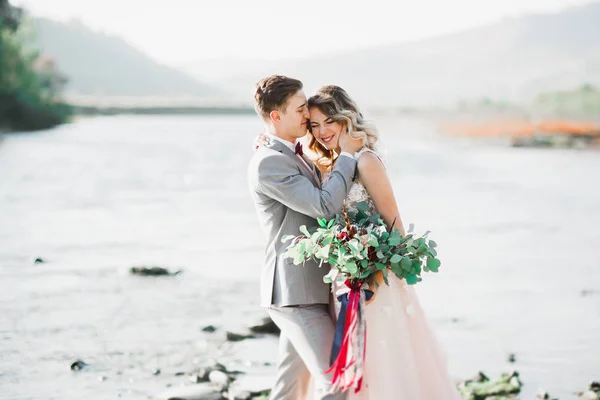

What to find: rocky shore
left=65, top=312, right=599, bottom=400
left=25, top=265, right=596, bottom=400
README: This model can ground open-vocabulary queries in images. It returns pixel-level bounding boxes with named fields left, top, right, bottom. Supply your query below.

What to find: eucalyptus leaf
left=348, top=239, right=361, bottom=254
left=299, top=225, right=310, bottom=237
left=281, top=235, right=296, bottom=243
left=321, top=235, right=333, bottom=247
left=323, top=268, right=338, bottom=283
left=355, top=201, right=370, bottom=212
left=390, top=254, right=402, bottom=263
left=345, top=261, right=358, bottom=275
left=382, top=269, right=389, bottom=285
left=367, top=235, right=379, bottom=247
left=315, top=245, right=330, bottom=260
left=427, top=257, right=441, bottom=272
left=401, top=256, right=412, bottom=272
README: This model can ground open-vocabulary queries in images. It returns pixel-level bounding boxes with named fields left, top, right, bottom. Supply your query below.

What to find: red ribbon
left=326, top=280, right=367, bottom=393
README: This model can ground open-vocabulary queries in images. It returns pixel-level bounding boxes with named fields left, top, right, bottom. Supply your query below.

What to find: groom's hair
left=254, top=75, right=303, bottom=122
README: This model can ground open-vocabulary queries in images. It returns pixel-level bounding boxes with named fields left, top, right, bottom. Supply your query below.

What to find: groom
left=248, top=75, right=362, bottom=400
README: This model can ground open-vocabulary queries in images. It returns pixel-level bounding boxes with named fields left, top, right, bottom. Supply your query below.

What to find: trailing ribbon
left=327, top=280, right=373, bottom=393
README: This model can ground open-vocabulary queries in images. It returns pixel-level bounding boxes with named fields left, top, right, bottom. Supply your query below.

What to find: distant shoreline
left=71, top=105, right=256, bottom=116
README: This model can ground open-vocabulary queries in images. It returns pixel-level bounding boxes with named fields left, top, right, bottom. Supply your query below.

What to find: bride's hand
left=365, top=270, right=385, bottom=306
left=253, top=132, right=269, bottom=151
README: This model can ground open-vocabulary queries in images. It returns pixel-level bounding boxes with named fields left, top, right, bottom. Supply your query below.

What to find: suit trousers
left=267, top=304, right=347, bottom=400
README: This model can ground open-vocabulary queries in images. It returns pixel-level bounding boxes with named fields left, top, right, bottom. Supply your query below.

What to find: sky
left=12, top=0, right=594, bottom=66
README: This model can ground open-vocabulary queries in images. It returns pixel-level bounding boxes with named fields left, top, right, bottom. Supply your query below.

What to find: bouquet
left=282, top=200, right=441, bottom=392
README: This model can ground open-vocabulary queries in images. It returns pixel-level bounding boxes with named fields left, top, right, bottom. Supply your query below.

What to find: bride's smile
left=309, top=107, right=343, bottom=151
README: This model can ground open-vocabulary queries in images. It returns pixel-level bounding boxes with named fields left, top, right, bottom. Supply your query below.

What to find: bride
left=306, top=85, right=463, bottom=400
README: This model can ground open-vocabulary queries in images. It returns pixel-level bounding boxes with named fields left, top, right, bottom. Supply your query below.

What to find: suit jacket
left=248, top=139, right=357, bottom=306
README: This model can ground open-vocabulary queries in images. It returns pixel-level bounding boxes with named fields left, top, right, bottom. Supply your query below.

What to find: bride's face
left=309, top=107, right=344, bottom=151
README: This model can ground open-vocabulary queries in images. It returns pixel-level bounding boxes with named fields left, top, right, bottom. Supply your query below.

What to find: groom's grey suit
left=248, top=137, right=356, bottom=400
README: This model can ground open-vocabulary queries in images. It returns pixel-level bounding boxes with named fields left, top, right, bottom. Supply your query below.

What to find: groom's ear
left=269, top=110, right=281, bottom=124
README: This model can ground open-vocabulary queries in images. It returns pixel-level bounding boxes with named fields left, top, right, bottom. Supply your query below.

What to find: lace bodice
left=324, top=148, right=383, bottom=214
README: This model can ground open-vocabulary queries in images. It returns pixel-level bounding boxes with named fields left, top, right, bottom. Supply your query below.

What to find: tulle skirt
left=330, top=275, right=464, bottom=400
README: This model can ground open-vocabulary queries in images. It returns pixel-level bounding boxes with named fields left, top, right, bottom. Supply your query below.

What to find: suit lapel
left=268, top=140, right=320, bottom=187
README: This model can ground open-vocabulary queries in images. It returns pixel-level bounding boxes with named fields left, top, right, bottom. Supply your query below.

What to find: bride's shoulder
left=355, top=148, right=385, bottom=169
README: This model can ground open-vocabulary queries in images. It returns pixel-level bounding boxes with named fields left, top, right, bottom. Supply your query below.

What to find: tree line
left=0, top=0, right=71, bottom=132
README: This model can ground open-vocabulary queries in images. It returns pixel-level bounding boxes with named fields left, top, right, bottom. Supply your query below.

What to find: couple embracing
left=248, top=75, right=462, bottom=400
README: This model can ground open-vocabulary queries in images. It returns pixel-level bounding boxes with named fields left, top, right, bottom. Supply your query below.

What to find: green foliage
left=0, top=1, right=72, bottom=131
left=457, top=371, right=522, bottom=400
left=532, top=83, right=600, bottom=117
left=283, top=200, right=441, bottom=287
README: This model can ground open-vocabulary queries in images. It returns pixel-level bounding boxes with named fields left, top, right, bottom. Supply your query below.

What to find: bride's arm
left=357, top=152, right=405, bottom=236
left=356, top=152, right=406, bottom=302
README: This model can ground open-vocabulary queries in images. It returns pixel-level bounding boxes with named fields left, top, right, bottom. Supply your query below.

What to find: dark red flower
left=337, top=232, right=350, bottom=241
left=367, top=247, right=377, bottom=261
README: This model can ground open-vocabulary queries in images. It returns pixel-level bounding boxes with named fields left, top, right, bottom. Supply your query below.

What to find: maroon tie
left=294, top=142, right=304, bottom=156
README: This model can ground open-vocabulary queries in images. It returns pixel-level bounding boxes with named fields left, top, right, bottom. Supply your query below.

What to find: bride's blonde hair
left=307, top=85, right=378, bottom=170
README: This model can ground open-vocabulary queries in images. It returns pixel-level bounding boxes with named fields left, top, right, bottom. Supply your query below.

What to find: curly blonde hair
left=307, top=85, right=378, bottom=170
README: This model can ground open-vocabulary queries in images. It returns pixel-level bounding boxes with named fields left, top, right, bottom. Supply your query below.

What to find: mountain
left=182, top=1, right=600, bottom=108
left=30, top=18, right=222, bottom=100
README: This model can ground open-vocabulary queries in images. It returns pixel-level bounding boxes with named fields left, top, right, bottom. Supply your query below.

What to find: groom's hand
left=338, top=129, right=364, bottom=154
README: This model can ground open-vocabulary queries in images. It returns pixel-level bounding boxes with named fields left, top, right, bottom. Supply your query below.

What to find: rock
left=249, top=317, right=280, bottom=335
left=212, top=363, right=227, bottom=372
left=34, top=258, right=45, bottom=264
left=201, top=325, right=217, bottom=333
left=155, top=383, right=222, bottom=400
left=225, top=390, right=252, bottom=400
left=189, top=363, right=230, bottom=383
left=465, top=371, right=489, bottom=382
left=70, top=360, right=87, bottom=371
left=228, top=374, right=272, bottom=397
left=457, top=371, right=521, bottom=400
left=98, top=375, right=107, bottom=381
left=226, top=331, right=255, bottom=342
left=208, top=370, right=230, bottom=390
left=153, top=369, right=161, bottom=376
left=174, top=371, right=186, bottom=376
left=129, top=266, right=182, bottom=276
left=507, top=353, right=516, bottom=363
left=536, top=389, right=557, bottom=399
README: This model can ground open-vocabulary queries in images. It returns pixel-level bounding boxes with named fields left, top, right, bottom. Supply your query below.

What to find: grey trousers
left=267, top=304, right=346, bottom=400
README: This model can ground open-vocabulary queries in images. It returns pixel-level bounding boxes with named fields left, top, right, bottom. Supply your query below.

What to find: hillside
left=31, top=18, right=221, bottom=99
left=183, top=1, right=600, bottom=108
